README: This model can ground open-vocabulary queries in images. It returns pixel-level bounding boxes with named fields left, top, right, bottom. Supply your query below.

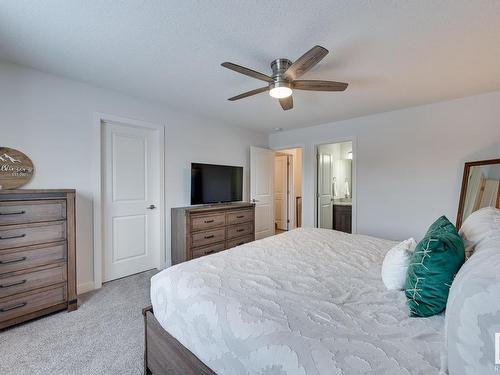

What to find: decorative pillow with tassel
left=405, top=216, right=465, bottom=317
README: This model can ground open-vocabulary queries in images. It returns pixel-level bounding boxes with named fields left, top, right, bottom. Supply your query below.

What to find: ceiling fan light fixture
left=269, top=86, right=292, bottom=99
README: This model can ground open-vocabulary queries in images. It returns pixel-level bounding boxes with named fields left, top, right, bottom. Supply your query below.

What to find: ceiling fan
left=221, top=45, right=348, bottom=111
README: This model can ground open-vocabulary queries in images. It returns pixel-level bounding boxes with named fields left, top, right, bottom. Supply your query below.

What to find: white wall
left=0, top=61, right=267, bottom=293
left=270, top=91, right=500, bottom=241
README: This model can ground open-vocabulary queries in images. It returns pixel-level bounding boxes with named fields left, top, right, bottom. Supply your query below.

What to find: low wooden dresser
left=0, top=189, right=77, bottom=329
left=171, top=203, right=255, bottom=265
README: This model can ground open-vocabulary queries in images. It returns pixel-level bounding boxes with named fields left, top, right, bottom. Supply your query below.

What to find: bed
left=146, top=228, right=445, bottom=374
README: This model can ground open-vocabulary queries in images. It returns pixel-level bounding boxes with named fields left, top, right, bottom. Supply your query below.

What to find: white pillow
left=381, top=238, right=417, bottom=290
left=474, top=228, right=500, bottom=253
left=459, top=207, right=500, bottom=256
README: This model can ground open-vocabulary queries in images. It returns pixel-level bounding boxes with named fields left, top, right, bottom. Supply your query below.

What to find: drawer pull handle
left=0, top=256, right=27, bottom=265
left=204, top=250, right=215, bottom=255
left=236, top=228, right=245, bottom=232
left=0, top=233, right=26, bottom=240
left=204, top=220, right=214, bottom=223
left=204, top=235, right=215, bottom=239
left=0, top=210, right=26, bottom=216
left=0, top=302, right=27, bottom=313
left=0, top=279, right=27, bottom=289
left=236, top=215, right=245, bottom=219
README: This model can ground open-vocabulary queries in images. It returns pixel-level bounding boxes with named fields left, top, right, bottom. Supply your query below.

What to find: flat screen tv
left=191, top=163, right=243, bottom=205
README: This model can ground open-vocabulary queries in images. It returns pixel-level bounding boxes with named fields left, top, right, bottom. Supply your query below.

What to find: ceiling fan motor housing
left=271, top=58, right=292, bottom=77
left=270, top=58, right=292, bottom=90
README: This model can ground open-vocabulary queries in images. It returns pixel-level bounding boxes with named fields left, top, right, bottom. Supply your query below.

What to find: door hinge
left=287, top=219, right=290, bottom=223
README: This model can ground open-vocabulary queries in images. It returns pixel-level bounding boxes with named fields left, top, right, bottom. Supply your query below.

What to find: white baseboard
left=77, top=281, right=96, bottom=295
left=77, top=266, right=164, bottom=295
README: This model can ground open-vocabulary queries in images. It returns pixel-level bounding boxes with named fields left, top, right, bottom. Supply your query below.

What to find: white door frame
left=92, top=113, right=165, bottom=290
left=313, top=137, right=357, bottom=233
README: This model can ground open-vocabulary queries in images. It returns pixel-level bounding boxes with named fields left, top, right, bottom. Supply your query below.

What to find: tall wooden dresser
left=0, top=189, right=77, bottom=329
left=171, top=203, right=255, bottom=265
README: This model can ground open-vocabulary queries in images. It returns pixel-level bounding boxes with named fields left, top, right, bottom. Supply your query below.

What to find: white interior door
left=287, top=156, right=295, bottom=229
left=103, top=121, right=161, bottom=282
left=317, top=152, right=333, bottom=229
left=274, top=154, right=288, bottom=231
left=250, top=146, right=275, bottom=239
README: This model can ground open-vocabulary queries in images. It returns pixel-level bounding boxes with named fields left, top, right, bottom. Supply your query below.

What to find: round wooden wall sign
left=0, top=147, right=35, bottom=190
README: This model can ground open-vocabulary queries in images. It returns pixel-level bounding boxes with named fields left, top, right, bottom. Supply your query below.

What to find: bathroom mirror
left=456, top=158, right=500, bottom=229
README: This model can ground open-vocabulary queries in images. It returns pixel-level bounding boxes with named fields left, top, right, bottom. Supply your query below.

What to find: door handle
left=147, top=205, right=156, bottom=210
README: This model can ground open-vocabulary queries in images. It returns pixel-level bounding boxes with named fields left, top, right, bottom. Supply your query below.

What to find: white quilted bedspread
left=151, top=228, right=445, bottom=375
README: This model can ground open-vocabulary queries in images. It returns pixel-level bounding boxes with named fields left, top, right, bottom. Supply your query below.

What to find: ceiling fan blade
left=228, top=86, right=269, bottom=101
left=279, top=96, right=293, bottom=110
left=293, top=80, right=348, bottom=91
left=221, top=62, right=273, bottom=83
left=283, top=45, right=329, bottom=80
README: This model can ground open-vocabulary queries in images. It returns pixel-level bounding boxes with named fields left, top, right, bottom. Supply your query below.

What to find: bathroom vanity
left=332, top=199, right=352, bottom=233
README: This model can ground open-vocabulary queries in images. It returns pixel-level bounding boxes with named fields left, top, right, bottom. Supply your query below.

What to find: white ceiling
left=1, top=1, right=500, bottom=132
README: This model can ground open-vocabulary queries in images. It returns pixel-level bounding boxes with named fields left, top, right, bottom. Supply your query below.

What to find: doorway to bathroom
left=316, top=141, right=353, bottom=233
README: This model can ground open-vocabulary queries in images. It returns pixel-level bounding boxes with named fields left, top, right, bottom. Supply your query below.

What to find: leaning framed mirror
left=456, top=158, right=500, bottom=229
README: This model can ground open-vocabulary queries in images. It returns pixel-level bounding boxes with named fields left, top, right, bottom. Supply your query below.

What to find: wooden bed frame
left=142, top=306, right=216, bottom=375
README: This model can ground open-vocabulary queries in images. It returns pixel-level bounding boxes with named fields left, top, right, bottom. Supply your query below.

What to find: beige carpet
left=0, top=270, right=156, bottom=375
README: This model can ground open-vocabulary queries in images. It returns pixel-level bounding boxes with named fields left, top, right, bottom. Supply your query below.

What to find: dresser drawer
left=192, top=242, right=225, bottom=259
left=191, top=228, right=225, bottom=247
left=226, top=235, right=254, bottom=249
left=0, top=200, right=66, bottom=226
left=227, top=223, right=254, bottom=239
left=227, top=209, right=253, bottom=225
left=0, top=284, right=66, bottom=323
left=0, top=242, right=66, bottom=275
left=191, top=214, right=225, bottom=232
left=0, top=222, right=66, bottom=250
left=0, top=264, right=66, bottom=299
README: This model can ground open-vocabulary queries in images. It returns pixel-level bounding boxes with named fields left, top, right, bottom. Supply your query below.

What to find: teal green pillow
left=405, top=216, right=465, bottom=317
